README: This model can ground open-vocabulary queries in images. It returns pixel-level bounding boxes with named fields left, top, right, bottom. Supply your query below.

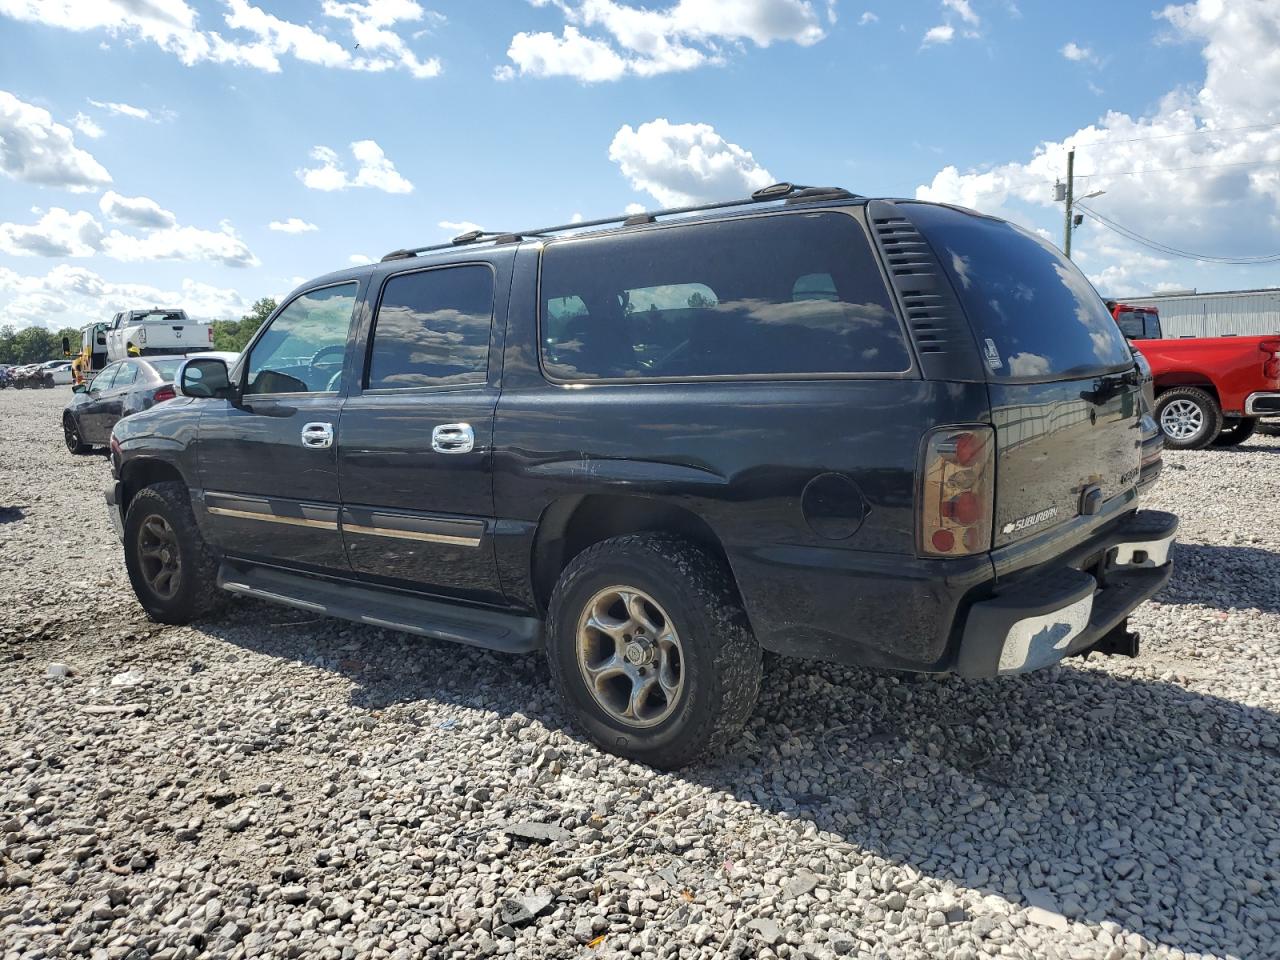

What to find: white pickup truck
left=105, top=308, right=214, bottom=361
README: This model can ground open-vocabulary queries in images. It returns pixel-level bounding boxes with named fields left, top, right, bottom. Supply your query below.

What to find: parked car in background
left=42, top=360, right=74, bottom=385
left=1110, top=300, right=1280, bottom=448
left=107, top=184, right=1176, bottom=768
left=63, top=353, right=237, bottom=454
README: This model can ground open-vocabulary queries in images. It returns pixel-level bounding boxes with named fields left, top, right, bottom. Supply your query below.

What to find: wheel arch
left=119, top=457, right=187, bottom=516
left=529, top=494, right=736, bottom=615
left=1153, top=375, right=1220, bottom=406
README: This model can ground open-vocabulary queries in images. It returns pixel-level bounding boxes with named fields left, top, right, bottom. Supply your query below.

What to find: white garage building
left=1118, top=287, right=1280, bottom=338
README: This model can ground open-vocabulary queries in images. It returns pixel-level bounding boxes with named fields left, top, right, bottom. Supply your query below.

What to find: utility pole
left=1063, top=148, right=1075, bottom=259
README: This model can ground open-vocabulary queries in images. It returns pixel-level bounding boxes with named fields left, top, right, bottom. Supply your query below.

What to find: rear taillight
left=920, top=425, right=995, bottom=558
left=208, top=326, right=214, bottom=343
left=153, top=384, right=176, bottom=403
left=1261, top=339, right=1280, bottom=380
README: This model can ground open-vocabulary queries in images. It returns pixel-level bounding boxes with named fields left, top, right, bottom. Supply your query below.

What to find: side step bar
left=216, top=561, right=542, bottom=654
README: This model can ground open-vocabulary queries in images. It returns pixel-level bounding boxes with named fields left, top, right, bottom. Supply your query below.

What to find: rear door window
left=366, top=264, right=494, bottom=390
left=907, top=203, right=1133, bottom=380
left=539, top=212, right=911, bottom=380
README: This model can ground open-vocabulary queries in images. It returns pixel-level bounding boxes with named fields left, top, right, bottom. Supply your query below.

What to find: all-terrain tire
left=1154, top=386, right=1223, bottom=450
left=545, top=534, right=762, bottom=769
left=1213, top=417, right=1258, bottom=447
left=123, top=481, right=223, bottom=624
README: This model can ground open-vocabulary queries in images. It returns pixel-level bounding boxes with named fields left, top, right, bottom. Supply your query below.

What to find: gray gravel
left=3, top=387, right=1280, bottom=960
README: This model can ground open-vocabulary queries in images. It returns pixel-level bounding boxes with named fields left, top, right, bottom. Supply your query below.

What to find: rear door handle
left=301, top=421, right=334, bottom=448
left=432, top=422, right=475, bottom=454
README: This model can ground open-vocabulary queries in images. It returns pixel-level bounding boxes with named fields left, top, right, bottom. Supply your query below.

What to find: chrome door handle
left=431, top=422, right=475, bottom=454
left=301, top=421, right=334, bottom=449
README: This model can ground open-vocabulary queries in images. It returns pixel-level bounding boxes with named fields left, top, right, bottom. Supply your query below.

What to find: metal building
left=1117, top=287, right=1280, bottom=338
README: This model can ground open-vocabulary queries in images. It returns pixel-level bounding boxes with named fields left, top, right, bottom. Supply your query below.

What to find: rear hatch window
left=906, top=204, right=1133, bottom=381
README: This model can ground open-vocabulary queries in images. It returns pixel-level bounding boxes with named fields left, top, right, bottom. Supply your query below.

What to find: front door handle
left=301, top=421, right=334, bottom=449
left=432, top=422, right=475, bottom=454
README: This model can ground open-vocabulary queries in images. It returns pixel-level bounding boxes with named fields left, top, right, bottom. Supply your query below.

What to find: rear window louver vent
left=867, top=200, right=985, bottom=382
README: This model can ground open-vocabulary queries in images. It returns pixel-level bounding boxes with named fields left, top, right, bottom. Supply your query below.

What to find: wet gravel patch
left=2, top=388, right=1279, bottom=960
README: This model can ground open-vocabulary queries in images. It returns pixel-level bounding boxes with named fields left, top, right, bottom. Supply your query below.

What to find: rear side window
left=907, top=204, right=1133, bottom=380
left=149, top=359, right=184, bottom=382
left=539, top=213, right=911, bottom=380
left=367, top=264, right=494, bottom=389
left=113, top=362, right=139, bottom=387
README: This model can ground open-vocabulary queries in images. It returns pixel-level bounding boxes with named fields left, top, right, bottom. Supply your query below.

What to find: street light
left=1080, top=190, right=1107, bottom=201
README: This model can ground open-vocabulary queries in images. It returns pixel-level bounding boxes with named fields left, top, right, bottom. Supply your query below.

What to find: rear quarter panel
left=1135, top=335, right=1278, bottom=415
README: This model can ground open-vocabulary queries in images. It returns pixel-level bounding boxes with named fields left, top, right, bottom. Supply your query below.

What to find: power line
left=1074, top=119, right=1280, bottom=148
left=1074, top=157, right=1280, bottom=179
left=1074, top=202, right=1280, bottom=264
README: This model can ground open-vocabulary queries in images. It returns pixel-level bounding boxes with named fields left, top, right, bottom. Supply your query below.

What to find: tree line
left=0, top=298, right=277, bottom=365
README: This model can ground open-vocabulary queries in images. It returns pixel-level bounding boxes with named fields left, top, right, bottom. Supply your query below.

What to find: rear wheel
left=545, top=534, right=762, bottom=769
left=1213, top=417, right=1258, bottom=447
left=1155, top=387, right=1222, bottom=450
left=123, top=481, right=222, bottom=624
left=63, top=414, right=91, bottom=454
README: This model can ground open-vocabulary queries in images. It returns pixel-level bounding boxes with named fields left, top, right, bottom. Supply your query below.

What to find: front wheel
left=545, top=534, right=762, bottom=769
left=63, top=414, right=91, bottom=454
left=1154, top=386, right=1223, bottom=450
left=123, top=481, right=222, bottom=624
left=1213, top=417, right=1258, bottom=447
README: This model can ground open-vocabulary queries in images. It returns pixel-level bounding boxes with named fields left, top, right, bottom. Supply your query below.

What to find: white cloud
left=297, top=140, right=413, bottom=193
left=0, top=263, right=249, bottom=329
left=0, top=89, right=112, bottom=192
left=943, top=0, right=979, bottom=26
left=98, top=191, right=177, bottom=229
left=499, top=0, right=829, bottom=81
left=858, top=11, right=878, bottom=25
left=624, top=202, right=646, bottom=215
left=0, top=0, right=443, bottom=79
left=87, top=98, right=151, bottom=120
left=1061, top=41, right=1094, bottom=62
left=609, top=119, right=774, bottom=206
left=439, top=220, right=484, bottom=235
left=921, top=24, right=954, bottom=45
left=269, top=217, right=319, bottom=234
left=348, top=253, right=374, bottom=265
left=916, top=0, right=1280, bottom=294
left=922, top=0, right=980, bottom=47
left=0, top=200, right=257, bottom=268
left=321, top=0, right=443, bottom=78
left=101, top=223, right=259, bottom=269
left=0, top=208, right=104, bottom=257
left=72, top=112, right=103, bottom=138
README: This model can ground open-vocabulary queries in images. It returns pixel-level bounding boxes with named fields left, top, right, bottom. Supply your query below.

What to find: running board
left=216, top=561, right=541, bottom=654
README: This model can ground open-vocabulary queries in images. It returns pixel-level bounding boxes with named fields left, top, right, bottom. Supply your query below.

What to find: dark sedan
left=62, top=354, right=234, bottom=454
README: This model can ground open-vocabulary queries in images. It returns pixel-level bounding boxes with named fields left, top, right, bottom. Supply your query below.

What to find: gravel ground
left=2, top=387, right=1279, bottom=960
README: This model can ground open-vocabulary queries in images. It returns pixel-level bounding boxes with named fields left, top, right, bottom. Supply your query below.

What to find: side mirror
left=72, top=383, right=87, bottom=394
left=176, top=356, right=231, bottom=400
left=62, top=336, right=71, bottom=357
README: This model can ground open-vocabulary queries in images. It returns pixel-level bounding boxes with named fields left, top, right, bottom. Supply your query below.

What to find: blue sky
left=2, top=0, right=1277, bottom=330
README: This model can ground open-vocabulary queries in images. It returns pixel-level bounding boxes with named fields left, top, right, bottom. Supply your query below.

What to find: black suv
left=107, top=183, right=1176, bottom=768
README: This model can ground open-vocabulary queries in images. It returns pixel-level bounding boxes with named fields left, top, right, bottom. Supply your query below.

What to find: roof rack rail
left=378, top=182, right=859, bottom=263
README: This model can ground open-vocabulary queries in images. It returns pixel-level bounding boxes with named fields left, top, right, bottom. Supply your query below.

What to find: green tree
left=211, top=297, right=276, bottom=352
left=10, top=327, right=58, bottom=364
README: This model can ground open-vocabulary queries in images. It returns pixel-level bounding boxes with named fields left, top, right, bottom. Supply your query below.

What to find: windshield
left=148, top=359, right=185, bottom=382
left=908, top=204, right=1134, bottom=381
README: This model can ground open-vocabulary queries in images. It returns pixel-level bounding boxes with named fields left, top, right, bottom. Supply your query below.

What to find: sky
left=1, top=0, right=1278, bottom=331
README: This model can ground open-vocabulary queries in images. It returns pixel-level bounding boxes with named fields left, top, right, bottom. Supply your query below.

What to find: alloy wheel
left=575, top=585, right=685, bottom=728
left=1160, top=399, right=1203, bottom=441
left=136, top=514, right=181, bottom=600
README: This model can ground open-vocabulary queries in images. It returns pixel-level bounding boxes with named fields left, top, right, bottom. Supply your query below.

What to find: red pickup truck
left=1109, top=302, right=1280, bottom=449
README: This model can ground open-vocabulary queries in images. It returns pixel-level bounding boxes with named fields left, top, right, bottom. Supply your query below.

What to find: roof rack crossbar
left=380, top=182, right=851, bottom=262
